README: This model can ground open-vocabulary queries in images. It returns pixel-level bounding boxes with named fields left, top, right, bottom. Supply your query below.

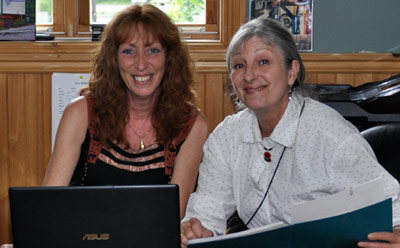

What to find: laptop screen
left=9, top=185, right=180, bottom=248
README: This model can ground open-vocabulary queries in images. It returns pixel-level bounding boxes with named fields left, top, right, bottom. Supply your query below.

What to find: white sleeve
left=182, top=131, right=236, bottom=235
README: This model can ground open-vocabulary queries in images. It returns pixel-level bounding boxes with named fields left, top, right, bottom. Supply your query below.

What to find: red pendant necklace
left=263, top=147, right=273, bottom=162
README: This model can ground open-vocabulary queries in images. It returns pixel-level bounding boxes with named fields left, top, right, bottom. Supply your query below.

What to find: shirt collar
left=242, top=93, right=305, bottom=148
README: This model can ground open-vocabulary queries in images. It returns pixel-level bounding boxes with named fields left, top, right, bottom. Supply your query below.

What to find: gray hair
left=226, top=17, right=305, bottom=88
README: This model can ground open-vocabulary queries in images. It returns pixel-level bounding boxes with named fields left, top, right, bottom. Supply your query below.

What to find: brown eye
left=233, top=63, right=244, bottom=69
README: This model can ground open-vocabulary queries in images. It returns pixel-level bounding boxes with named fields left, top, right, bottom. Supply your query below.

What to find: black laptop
left=9, top=185, right=180, bottom=248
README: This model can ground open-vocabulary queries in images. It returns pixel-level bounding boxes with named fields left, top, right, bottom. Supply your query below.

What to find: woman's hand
left=181, top=218, right=213, bottom=248
left=358, top=230, right=400, bottom=247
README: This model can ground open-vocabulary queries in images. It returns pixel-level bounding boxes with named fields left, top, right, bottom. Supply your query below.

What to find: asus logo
left=82, top=233, right=110, bottom=240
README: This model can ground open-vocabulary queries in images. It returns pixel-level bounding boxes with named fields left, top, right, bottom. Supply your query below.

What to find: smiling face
left=230, top=36, right=298, bottom=119
left=117, top=24, right=166, bottom=102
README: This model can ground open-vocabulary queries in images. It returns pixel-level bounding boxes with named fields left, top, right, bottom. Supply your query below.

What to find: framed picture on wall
left=0, top=0, right=35, bottom=40
left=248, top=0, right=313, bottom=52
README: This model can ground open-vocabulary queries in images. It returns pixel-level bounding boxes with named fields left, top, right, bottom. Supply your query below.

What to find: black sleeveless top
left=70, top=95, right=197, bottom=186
left=70, top=132, right=183, bottom=186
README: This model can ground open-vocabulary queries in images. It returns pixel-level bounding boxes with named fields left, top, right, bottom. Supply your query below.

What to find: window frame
left=37, top=0, right=220, bottom=40
left=36, top=0, right=65, bottom=35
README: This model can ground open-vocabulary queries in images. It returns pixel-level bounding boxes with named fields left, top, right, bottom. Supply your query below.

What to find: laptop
left=9, top=185, right=181, bottom=248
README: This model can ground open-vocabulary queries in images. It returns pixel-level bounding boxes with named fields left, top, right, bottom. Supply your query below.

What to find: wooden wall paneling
left=194, top=73, right=206, bottom=114
left=26, top=73, right=42, bottom=185
left=41, top=73, right=52, bottom=180
left=316, top=73, right=337, bottom=85
left=26, top=73, right=51, bottom=185
left=354, top=73, right=374, bottom=86
left=0, top=73, right=11, bottom=244
left=222, top=73, right=234, bottom=117
left=8, top=73, right=46, bottom=186
left=303, top=72, right=318, bottom=84
left=204, top=73, right=224, bottom=133
left=336, top=73, right=355, bottom=85
left=7, top=73, right=32, bottom=187
left=372, top=73, right=394, bottom=82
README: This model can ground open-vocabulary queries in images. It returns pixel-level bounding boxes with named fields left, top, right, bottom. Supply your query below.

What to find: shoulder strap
left=85, top=95, right=102, bottom=164
left=164, top=108, right=199, bottom=176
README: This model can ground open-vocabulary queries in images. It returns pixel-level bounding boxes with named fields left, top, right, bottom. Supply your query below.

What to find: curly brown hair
left=84, top=4, right=196, bottom=148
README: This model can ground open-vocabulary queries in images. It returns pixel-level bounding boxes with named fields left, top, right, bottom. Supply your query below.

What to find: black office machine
left=303, top=74, right=400, bottom=131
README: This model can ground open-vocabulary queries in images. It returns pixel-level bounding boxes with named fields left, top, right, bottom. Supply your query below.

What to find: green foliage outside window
left=166, top=0, right=204, bottom=23
left=36, top=0, right=52, bottom=23
left=95, top=0, right=205, bottom=24
left=36, top=0, right=52, bottom=15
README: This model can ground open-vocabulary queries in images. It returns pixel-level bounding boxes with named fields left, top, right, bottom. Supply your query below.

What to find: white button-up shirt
left=183, top=93, right=400, bottom=235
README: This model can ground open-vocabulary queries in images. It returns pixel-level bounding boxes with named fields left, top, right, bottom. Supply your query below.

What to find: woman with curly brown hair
left=42, top=4, right=208, bottom=219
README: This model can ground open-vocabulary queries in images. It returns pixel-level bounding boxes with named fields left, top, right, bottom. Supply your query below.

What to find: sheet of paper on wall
left=2, top=0, right=26, bottom=15
left=51, top=73, right=91, bottom=149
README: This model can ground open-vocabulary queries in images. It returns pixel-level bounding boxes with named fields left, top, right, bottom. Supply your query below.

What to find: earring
left=289, top=85, right=293, bottom=100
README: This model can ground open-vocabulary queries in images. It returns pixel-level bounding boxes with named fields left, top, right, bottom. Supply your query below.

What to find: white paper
left=2, top=0, right=25, bottom=15
left=188, top=221, right=286, bottom=245
left=51, top=73, right=91, bottom=149
left=291, top=177, right=385, bottom=224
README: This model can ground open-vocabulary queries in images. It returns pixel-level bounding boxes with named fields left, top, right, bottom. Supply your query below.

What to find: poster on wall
left=248, top=0, right=313, bottom=52
left=0, top=0, right=35, bottom=40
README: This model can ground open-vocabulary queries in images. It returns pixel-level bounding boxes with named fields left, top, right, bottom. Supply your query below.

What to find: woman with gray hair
left=180, top=17, right=400, bottom=247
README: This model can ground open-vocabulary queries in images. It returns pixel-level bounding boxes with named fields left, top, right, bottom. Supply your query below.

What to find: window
left=36, top=0, right=219, bottom=40
left=91, top=0, right=205, bottom=24
left=36, top=0, right=68, bottom=35
left=36, top=0, right=52, bottom=24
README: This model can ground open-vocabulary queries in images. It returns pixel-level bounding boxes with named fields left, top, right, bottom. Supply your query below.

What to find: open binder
left=188, top=178, right=392, bottom=248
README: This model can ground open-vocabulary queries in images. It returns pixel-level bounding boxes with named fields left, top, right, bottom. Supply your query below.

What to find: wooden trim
left=77, top=0, right=91, bottom=34
left=65, top=0, right=78, bottom=37
left=76, top=0, right=222, bottom=39
left=35, top=0, right=247, bottom=41
left=301, top=53, right=400, bottom=73
left=205, top=73, right=225, bottom=133
left=206, top=0, right=218, bottom=25
left=0, top=73, right=10, bottom=243
left=0, top=41, right=399, bottom=74
left=36, top=0, right=65, bottom=33
left=0, top=41, right=96, bottom=54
